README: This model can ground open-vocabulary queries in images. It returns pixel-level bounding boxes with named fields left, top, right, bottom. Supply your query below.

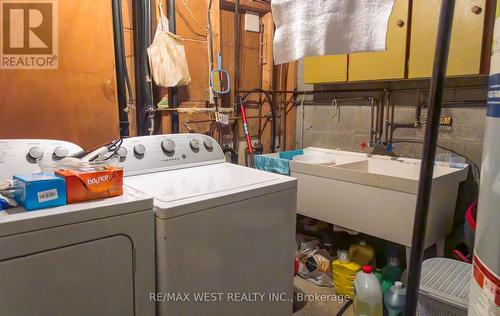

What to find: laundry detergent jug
left=383, top=281, right=406, bottom=316
left=382, top=256, right=403, bottom=284
left=354, top=265, right=383, bottom=316
left=349, top=240, right=375, bottom=266
left=332, top=250, right=361, bottom=298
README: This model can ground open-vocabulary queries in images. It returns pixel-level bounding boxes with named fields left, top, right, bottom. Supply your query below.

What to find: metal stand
left=404, top=1, right=456, bottom=315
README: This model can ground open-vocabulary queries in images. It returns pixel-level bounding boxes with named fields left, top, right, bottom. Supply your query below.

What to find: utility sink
left=289, top=147, right=469, bottom=258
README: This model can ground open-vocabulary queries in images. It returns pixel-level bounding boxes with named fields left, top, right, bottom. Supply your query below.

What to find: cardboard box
left=56, top=167, right=123, bottom=203
left=13, top=174, right=67, bottom=211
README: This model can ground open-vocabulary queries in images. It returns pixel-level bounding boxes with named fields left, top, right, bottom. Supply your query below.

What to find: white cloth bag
left=147, top=4, right=191, bottom=87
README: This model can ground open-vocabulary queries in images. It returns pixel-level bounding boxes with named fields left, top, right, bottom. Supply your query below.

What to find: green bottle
left=382, top=256, right=403, bottom=284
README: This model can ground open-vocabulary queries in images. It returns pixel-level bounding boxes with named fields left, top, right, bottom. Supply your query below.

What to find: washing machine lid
left=0, top=187, right=153, bottom=237
left=124, top=162, right=296, bottom=219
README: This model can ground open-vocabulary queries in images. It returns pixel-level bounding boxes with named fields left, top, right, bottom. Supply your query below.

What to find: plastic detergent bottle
left=382, top=256, right=403, bottom=283
left=332, top=250, right=361, bottom=298
left=383, top=281, right=406, bottom=316
left=354, top=265, right=383, bottom=316
left=349, top=240, right=375, bottom=266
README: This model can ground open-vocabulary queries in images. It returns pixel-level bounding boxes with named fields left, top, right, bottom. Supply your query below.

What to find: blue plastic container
left=13, top=173, right=66, bottom=210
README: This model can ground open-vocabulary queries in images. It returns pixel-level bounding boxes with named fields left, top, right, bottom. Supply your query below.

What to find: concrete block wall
left=296, top=59, right=487, bottom=166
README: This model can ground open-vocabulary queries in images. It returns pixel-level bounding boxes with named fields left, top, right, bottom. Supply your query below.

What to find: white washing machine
left=0, top=139, right=156, bottom=316
left=119, top=134, right=297, bottom=316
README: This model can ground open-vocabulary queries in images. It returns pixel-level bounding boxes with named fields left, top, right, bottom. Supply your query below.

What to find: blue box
left=13, top=174, right=67, bottom=211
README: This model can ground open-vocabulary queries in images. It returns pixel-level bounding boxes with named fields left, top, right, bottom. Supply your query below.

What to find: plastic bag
left=296, top=240, right=333, bottom=287
left=147, top=7, right=191, bottom=87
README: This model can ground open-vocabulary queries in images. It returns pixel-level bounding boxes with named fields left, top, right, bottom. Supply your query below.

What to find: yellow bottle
left=332, top=250, right=361, bottom=298
left=349, top=240, right=375, bottom=267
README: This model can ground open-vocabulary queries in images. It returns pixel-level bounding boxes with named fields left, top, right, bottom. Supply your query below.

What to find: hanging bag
left=147, top=1, right=191, bottom=87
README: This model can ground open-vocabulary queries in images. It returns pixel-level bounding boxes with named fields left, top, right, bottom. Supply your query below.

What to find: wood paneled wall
left=0, top=0, right=296, bottom=152
left=0, top=0, right=120, bottom=149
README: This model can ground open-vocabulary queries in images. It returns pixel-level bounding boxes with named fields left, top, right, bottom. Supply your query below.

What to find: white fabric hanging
left=271, top=0, right=396, bottom=65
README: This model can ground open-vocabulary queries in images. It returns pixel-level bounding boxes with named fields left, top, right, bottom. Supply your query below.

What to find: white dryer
left=119, top=134, right=297, bottom=316
left=0, top=139, right=156, bottom=316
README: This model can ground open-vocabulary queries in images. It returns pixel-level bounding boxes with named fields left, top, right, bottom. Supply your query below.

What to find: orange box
left=55, top=167, right=123, bottom=203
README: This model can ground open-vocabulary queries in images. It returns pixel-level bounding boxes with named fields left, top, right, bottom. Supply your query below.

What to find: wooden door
left=0, top=0, right=119, bottom=149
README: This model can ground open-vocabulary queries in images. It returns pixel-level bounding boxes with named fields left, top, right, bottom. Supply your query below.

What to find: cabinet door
left=409, top=0, right=486, bottom=78
left=304, top=55, right=348, bottom=83
left=349, top=0, right=409, bottom=81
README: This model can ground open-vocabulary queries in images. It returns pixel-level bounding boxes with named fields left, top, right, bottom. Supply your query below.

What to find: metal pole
left=132, top=0, right=153, bottom=136
left=112, top=0, right=129, bottom=137
left=167, top=0, right=179, bottom=133
left=405, top=1, right=455, bottom=315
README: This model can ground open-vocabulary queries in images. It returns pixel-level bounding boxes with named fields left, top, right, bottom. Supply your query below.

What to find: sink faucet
left=364, top=140, right=397, bottom=157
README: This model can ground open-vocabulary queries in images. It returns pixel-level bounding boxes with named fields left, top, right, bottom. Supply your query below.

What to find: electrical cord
left=335, top=299, right=353, bottom=316
left=391, top=139, right=480, bottom=186
left=177, top=0, right=207, bottom=37
left=105, top=138, right=124, bottom=160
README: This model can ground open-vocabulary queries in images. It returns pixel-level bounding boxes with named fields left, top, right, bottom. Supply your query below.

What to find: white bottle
left=354, top=265, right=383, bottom=316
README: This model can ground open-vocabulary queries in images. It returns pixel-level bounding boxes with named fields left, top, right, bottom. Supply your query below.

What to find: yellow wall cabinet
left=349, top=0, right=410, bottom=81
left=304, top=55, right=348, bottom=84
left=303, top=0, right=487, bottom=83
left=409, top=0, right=486, bottom=78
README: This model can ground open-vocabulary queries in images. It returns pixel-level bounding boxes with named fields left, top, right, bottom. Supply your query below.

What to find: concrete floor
left=293, top=276, right=354, bottom=316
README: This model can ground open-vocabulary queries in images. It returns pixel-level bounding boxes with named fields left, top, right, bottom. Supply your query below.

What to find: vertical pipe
left=167, top=0, right=179, bottom=133
left=300, top=95, right=305, bottom=149
left=377, top=93, right=385, bottom=143
left=112, top=0, right=129, bottom=137
left=133, top=0, right=154, bottom=136
left=370, top=97, right=376, bottom=144
left=404, top=1, right=455, bottom=315
left=384, top=91, right=390, bottom=144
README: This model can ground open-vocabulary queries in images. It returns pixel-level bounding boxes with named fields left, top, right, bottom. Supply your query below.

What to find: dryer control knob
left=28, top=146, right=44, bottom=159
left=53, top=146, right=69, bottom=158
left=134, top=144, right=146, bottom=155
left=162, top=139, right=176, bottom=153
left=204, top=139, right=213, bottom=150
left=190, top=139, right=200, bottom=150
left=116, top=147, right=128, bottom=158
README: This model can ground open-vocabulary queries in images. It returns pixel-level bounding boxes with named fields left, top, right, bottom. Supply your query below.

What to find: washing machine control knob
left=190, top=139, right=200, bottom=150
left=28, top=146, right=44, bottom=160
left=204, top=139, right=213, bottom=150
left=116, top=147, right=128, bottom=158
left=133, top=144, right=146, bottom=155
left=161, top=139, right=175, bottom=153
left=53, top=146, right=69, bottom=158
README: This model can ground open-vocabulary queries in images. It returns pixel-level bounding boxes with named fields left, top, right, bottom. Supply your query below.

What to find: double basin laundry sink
left=289, top=147, right=469, bottom=258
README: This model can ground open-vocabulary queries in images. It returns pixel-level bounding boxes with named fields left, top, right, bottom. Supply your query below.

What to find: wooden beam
left=221, top=0, right=271, bottom=13
left=260, top=12, right=274, bottom=153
